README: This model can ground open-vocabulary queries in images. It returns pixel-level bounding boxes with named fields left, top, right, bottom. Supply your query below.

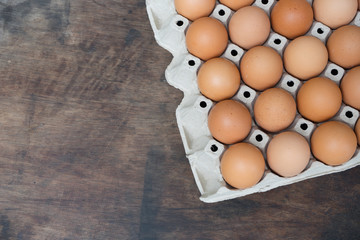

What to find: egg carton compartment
left=264, top=32, right=289, bottom=56
left=221, top=43, right=245, bottom=67
left=276, top=73, right=302, bottom=97
left=188, top=139, right=225, bottom=196
left=320, top=62, right=345, bottom=84
left=244, top=127, right=270, bottom=156
left=307, top=21, right=332, bottom=43
left=146, top=0, right=360, bottom=202
left=291, top=116, right=316, bottom=141
left=176, top=94, right=213, bottom=155
left=332, top=104, right=359, bottom=129
left=253, top=0, right=277, bottom=15
left=210, top=4, right=233, bottom=26
left=165, top=53, right=202, bottom=94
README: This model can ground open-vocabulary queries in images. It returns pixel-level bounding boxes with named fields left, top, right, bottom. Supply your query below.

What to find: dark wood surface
left=0, top=1, right=359, bottom=239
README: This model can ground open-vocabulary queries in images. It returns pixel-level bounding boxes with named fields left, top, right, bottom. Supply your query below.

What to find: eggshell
left=341, top=66, right=360, bottom=110
left=208, top=100, right=252, bottom=144
left=254, top=88, right=297, bottom=132
left=311, top=121, right=357, bottom=166
left=186, top=17, right=229, bottom=61
left=327, top=25, right=360, bottom=69
left=270, top=0, right=313, bottom=39
left=174, top=0, right=216, bottom=21
left=356, top=119, right=360, bottom=145
left=228, top=6, right=270, bottom=50
left=267, top=131, right=310, bottom=177
left=197, top=58, right=241, bottom=101
left=297, top=77, right=342, bottom=122
left=313, top=0, right=358, bottom=29
left=219, top=0, right=254, bottom=11
left=284, top=36, right=328, bottom=80
left=221, top=142, right=265, bottom=189
left=240, top=46, right=283, bottom=91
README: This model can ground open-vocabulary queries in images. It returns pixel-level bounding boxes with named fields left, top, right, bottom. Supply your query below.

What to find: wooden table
left=0, top=1, right=359, bottom=239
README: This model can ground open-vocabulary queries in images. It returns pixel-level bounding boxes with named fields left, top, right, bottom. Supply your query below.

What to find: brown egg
left=198, top=58, right=241, bottom=101
left=356, top=119, right=360, bottom=145
left=270, top=0, right=313, bottom=39
left=284, top=36, right=328, bottom=80
left=186, top=17, right=229, bottom=61
left=174, top=0, right=216, bottom=21
left=221, top=142, right=265, bottom=189
left=311, top=121, right=357, bottom=166
left=297, top=77, right=342, bottom=122
left=254, top=88, right=297, bottom=132
left=267, top=131, right=310, bottom=177
left=313, top=0, right=358, bottom=29
left=341, top=66, right=360, bottom=110
left=240, top=46, right=283, bottom=91
left=208, top=100, right=252, bottom=144
left=327, top=25, right=360, bottom=69
left=228, top=6, right=270, bottom=50
left=219, top=0, right=254, bottom=11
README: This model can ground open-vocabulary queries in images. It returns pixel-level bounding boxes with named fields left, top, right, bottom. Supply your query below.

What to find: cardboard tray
left=146, top=0, right=360, bottom=203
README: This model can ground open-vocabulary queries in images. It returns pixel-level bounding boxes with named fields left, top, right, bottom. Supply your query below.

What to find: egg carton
left=146, top=0, right=360, bottom=203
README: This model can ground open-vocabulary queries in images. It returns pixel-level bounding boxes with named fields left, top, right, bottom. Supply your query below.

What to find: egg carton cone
left=146, top=0, right=360, bottom=202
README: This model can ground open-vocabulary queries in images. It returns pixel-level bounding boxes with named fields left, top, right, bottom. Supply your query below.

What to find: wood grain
left=0, top=0, right=358, bottom=239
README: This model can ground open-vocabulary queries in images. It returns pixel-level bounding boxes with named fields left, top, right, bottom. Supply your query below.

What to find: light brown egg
left=221, top=142, right=265, bottom=189
left=228, top=6, right=270, bottom=50
left=219, top=0, right=254, bottom=11
left=267, top=131, right=310, bottom=177
left=327, top=25, right=360, bottom=69
left=356, top=119, right=360, bottom=145
left=313, top=0, right=358, bottom=29
left=254, top=88, right=297, bottom=132
left=208, top=100, right=252, bottom=144
left=311, top=121, right=357, bottom=166
left=297, top=77, right=342, bottom=122
left=284, top=36, right=328, bottom=80
left=270, top=0, right=313, bottom=39
left=198, top=58, right=241, bottom=102
left=186, top=17, right=229, bottom=61
left=240, top=46, right=283, bottom=91
left=174, top=0, right=216, bottom=21
left=341, top=66, right=360, bottom=110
